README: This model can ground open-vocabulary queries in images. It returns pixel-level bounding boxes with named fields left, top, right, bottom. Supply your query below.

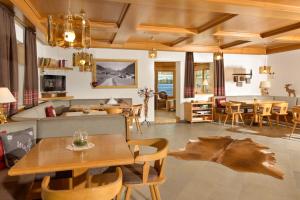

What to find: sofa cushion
left=45, top=106, right=56, bottom=117
left=1, top=128, right=35, bottom=168
left=216, top=97, right=226, bottom=108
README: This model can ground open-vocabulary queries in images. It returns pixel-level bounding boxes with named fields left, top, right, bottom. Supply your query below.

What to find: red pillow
left=0, top=131, right=7, bottom=170
left=216, top=97, right=226, bottom=108
left=45, top=106, right=56, bottom=117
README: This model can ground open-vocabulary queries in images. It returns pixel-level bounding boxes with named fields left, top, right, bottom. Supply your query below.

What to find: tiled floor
left=127, top=122, right=300, bottom=200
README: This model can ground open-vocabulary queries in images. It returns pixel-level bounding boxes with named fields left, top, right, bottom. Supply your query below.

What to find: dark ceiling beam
left=172, top=14, right=237, bottom=47
left=220, top=40, right=251, bottom=49
left=266, top=44, right=300, bottom=54
left=261, top=22, right=300, bottom=38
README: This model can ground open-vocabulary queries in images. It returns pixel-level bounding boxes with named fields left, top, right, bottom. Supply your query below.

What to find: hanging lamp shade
left=48, top=10, right=91, bottom=48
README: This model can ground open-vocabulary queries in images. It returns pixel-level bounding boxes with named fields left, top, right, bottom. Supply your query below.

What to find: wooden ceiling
left=5, top=0, right=300, bottom=54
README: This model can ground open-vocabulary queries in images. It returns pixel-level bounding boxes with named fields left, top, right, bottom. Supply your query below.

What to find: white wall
left=268, top=50, right=300, bottom=97
left=37, top=41, right=268, bottom=121
left=224, top=54, right=267, bottom=96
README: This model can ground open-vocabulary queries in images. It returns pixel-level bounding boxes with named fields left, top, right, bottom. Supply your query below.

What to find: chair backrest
left=292, top=107, right=300, bottom=122
left=273, top=102, right=289, bottom=115
left=106, top=107, right=123, bottom=114
left=127, top=138, right=168, bottom=183
left=224, top=102, right=241, bottom=114
left=41, top=167, right=122, bottom=200
left=258, top=103, right=273, bottom=116
left=131, top=104, right=143, bottom=117
left=158, top=91, right=168, bottom=100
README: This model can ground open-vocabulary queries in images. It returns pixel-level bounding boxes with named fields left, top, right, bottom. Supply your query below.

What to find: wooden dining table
left=230, top=99, right=285, bottom=105
left=229, top=100, right=286, bottom=123
left=8, top=134, right=134, bottom=189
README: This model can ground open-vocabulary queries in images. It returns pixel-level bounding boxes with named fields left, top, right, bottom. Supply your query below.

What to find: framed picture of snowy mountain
left=92, top=59, right=138, bottom=88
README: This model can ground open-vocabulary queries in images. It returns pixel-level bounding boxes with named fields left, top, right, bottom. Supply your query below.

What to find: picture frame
left=92, top=59, right=138, bottom=88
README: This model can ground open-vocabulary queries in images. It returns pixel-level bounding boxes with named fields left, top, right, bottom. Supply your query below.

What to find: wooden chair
left=272, top=102, right=289, bottom=126
left=290, top=107, right=300, bottom=138
left=130, top=104, right=143, bottom=134
left=122, top=138, right=168, bottom=200
left=250, top=103, right=272, bottom=127
left=106, top=107, right=123, bottom=114
left=223, top=102, right=245, bottom=127
left=41, top=167, right=122, bottom=200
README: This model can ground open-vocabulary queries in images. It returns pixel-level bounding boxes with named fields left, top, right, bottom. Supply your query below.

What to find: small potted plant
left=73, top=131, right=88, bottom=147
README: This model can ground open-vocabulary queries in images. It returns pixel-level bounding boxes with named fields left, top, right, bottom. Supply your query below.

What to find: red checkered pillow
left=45, top=106, right=56, bottom=117
left=0, top=131, right=7, bottom=170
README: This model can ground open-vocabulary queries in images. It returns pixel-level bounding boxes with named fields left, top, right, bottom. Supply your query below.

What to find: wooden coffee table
left=9, top=134, right=134, bottom=188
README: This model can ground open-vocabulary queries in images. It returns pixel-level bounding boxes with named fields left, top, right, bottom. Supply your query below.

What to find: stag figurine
left=284, top=84, right=296, bottom=97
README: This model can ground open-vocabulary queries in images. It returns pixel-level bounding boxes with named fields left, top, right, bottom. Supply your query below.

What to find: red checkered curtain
left=214, top=53, right=225, bottom=96
left=24, top=28, right=38, bottom=108
left=184, top=52, right=195, bottom=98
left=0, top=4, right=18, bottom=116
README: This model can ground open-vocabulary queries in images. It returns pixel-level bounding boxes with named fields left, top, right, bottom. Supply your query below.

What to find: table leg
left=72, top=168, right=88, bottom=189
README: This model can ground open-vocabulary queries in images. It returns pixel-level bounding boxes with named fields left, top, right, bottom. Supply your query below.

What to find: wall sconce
left=148, top=49, right=157, bottom=59
left=259, top=66, right=275, bottom=79
left=73, top=51, right=94, bottom=72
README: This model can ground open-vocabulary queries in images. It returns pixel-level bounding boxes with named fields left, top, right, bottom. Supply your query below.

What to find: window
left=157, top=71, right=174, bottom=96
left=194, top=63, right=214, bottom=94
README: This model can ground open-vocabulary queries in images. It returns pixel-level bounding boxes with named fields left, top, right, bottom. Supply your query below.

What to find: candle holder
left=138, top=87, right=154, bottom=126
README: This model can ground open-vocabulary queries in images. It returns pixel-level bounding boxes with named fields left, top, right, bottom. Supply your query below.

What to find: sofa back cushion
left=0, top=121, right=37, bottom=139
left=37, top=115, right=126, bottom=139
left=1, top=128, right=35, bottom=168
left=11, top=102, right=54, bottom=121
left=71, top=99, right=109, bottom=106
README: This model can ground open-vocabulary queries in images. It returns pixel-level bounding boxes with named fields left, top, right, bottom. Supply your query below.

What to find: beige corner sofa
left=9, top=98, right=132, bottom=139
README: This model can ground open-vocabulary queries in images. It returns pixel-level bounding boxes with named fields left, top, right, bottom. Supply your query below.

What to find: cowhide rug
left=169, top=136, right=284, bottom=179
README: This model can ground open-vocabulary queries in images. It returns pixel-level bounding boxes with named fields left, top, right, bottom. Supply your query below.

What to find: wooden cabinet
left=184, top=101, right=213, bottom=123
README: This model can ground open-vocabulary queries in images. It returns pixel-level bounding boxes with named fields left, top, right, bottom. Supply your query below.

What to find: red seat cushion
left=0, top=131, right=7, bottom=170
left=45, top=106, right=56, bottom=117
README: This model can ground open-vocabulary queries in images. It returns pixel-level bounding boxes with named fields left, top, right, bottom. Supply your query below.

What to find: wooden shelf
left=39, top=96, right=74, bottom=101
left=39, top=66, right=73, bottom=71
left=184, top=101, right=214, bottom=123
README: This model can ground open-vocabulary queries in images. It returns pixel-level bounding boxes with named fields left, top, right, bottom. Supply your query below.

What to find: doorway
left=154, top=62, right=177, bottom=124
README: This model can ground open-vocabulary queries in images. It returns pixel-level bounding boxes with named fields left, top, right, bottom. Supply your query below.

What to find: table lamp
left=259, top=81, right=271, bottom=96
left=0, top=87, right=16, bottom=124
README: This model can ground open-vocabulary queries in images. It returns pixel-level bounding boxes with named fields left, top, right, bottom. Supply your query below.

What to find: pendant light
left=47, top=0, right=91, bottom=48
left=214, top=39, right=223, bottom=61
